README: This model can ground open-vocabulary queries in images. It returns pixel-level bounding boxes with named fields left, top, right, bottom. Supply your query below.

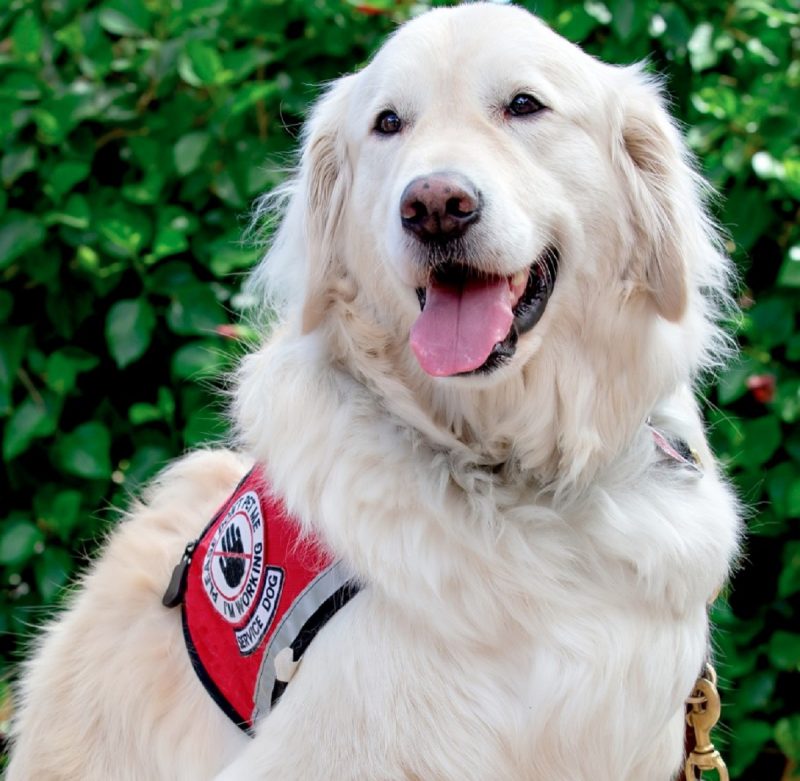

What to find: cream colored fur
left=7, top=5, right=740, bottom=780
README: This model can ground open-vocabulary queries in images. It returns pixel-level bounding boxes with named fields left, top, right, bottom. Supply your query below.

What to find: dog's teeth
left=511, top=270, right=526, bottom=287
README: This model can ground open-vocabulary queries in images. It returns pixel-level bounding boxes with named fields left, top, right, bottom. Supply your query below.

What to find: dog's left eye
left=507, top=93, right=545, bottom=117
left=374, top=110, right=403, bottom=135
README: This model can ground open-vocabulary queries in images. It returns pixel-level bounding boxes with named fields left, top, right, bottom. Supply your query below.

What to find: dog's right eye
left=374, top=110, right=402, bottom=135
left=507, top=93, right=546, bottom=117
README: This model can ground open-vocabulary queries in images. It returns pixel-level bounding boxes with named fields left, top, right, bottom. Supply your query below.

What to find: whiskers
left=532, top=245, right=560, bottom=291
left=535, top=244, right=560, bottom=288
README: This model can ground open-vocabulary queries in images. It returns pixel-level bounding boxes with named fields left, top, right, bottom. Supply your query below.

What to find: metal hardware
left=684, top=663, right=729, bottom=781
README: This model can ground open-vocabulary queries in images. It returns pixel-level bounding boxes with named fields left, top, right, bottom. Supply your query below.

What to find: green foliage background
left=0, top=0, right=798, bottom=776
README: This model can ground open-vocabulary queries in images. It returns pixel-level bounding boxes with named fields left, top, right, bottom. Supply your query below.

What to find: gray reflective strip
left=251, top=559, right=352, bottom=722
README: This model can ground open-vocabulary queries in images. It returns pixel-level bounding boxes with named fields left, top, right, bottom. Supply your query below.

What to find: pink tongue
left=410, top=275, right=516, bottom=377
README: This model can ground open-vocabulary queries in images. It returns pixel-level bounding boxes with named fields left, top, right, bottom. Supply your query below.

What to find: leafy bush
left=0, top=1, right=797, bottom=777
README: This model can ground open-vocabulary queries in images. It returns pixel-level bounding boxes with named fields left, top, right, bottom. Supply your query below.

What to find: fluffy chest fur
left=227, top=333, right=739, bottom=781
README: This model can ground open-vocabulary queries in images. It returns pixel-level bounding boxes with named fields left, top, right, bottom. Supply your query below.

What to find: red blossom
left=746, top=373, right=776, bottom=404
left=215, top=324, right=240, bottom=340
left=354, top=4, right=387, bottom=15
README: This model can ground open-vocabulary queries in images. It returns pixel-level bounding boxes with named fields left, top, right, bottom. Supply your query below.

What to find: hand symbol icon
left=218, top=524, right=246, bottom=588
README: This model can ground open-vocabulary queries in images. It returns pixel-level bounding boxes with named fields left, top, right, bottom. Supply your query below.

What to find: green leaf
left=211, top=168, right=246, bottom=207
left=0, top=211, right=46, bottom=270
left=1, top=72, right=41, bottom=101
left=716, top=355, right=760, bottom=405
left=784, top=157, right=800, bottom=200
left=775, top=379, right=800, bottom=423
left=56, top=422, right=112, bottom=480
left=11, top=12, right=43, bottom=62
left=777, top=245, right=800, bottom=288
left=34, top=548, right=74, bottom=603
left=752, top=150, right=784, bottom=182
left=2, top=146, right=37, bottom=186
left=0, top=326, right=27, bottom=415
left=105, top=298, right=157, bottom=368
left=171, top=340, right=228, bottom=380
left=179, top=41, right=225, bottom=87
left=735, top=416, right=781, bottom=468
left=95, top=205, right=151, bottom=258
left=44, top=348, right=99, bottom=395
left=3, top=392, right=62, bottom=461
left=724, top=184, right=773, bottom=251
left=47, top=193, right=90, bottom=230
left=45, top=160, right=91, bottom=200
left=121, top=170, right=167, bottom=205
left=159, top=209, right=198, bottom=237
left=209, top=244, right=259, bottom=277
left=732, top=670, right=776, bottom=713
left=687, top=22, right=718, bottom=71
left=32, top=94, right=85, bottom=145
left=768, top=631, right=800, bottom=671
left=746, top=37, right=780, bottom=67
left=766, top=463, right=800, bottom=518
left=183, top=405, right=226, bottom=447
left=129, top=387, right=174, bottom=425
left=656, top=4, right=692, bottom=51
left=123, top=443, right=171, bottom=487
left=718, top=640, right=759, bottom=679
left=229, top=82, right=279, bottom=115
left=166, top=283, right=226, bottom=336
left=729, top=720, right=773, bottom=776
left=223, top=48, right=273, bottom=81
left=128, top=402, right=161, bottom=425
left=787, top=332, right=800, bottom=362
left=0, top=290, right=12, bottom=323
left=691, top=85, right=738, bottom=120
left=37, top=489, right=83, bottom=541
left=146, top=209, right=197, bottom=263
left=775, top=715, right=800, bottom=762
left=98, top=0, right=153, bottom=37
left=745, top=297, right=795, bottom=350
left=174, top=132, right=211, bottom=176
left=608, top=0, right=637, bottom=41
left=0, top=519, right=43, bottom=567
left=778, top=542, right=800, bottom=599
left=149, top=228, right=189, bottom=261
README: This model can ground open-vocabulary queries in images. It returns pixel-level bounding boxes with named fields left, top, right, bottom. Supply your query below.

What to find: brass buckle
left=684, top=663, right=729, bottom=781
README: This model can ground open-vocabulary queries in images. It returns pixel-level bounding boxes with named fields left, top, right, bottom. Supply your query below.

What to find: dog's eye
left=507, top=93, right=545, bottom=117
left=374, top=110, right=402, bottom=135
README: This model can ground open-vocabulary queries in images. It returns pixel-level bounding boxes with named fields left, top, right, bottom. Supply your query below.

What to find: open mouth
left=410, top=246, right=559, bottom=377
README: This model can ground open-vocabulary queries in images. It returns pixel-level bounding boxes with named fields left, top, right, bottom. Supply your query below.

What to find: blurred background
left=0, top=0, right=797, bottom=777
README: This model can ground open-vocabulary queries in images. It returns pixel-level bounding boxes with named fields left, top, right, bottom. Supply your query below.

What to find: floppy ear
left=297, top=76, right=355, bottom=333
left=249, top=76, right=355, bottom=333
left=614, top=68, right=711, bottom=322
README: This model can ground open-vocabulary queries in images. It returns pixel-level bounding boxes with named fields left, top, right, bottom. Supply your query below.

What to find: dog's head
left=252, top=3, right=731, bottom=476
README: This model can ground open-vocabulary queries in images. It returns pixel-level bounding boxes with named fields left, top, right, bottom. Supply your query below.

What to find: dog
left=7, top=4, right=741, bottom=779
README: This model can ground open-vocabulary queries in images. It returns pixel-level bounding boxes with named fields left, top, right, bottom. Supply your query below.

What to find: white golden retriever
left=8, top=4, right=740, bottom=780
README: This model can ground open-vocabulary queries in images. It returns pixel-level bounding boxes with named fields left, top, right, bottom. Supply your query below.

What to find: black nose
left=400, top=173, right=481, bottom=242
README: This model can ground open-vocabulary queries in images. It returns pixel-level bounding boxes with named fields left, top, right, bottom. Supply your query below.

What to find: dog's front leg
left=213, top=590, right=407, bottom=781
left=212, top=583, right=513, bottom=781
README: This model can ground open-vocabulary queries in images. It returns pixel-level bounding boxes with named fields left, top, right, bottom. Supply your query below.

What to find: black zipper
left=162, top=540, right=197, bottom=608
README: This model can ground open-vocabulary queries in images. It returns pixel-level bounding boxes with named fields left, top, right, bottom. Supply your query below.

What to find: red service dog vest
left=162, top=428, right=694, bottom=732
left=162, top=467, right=359, bottom=732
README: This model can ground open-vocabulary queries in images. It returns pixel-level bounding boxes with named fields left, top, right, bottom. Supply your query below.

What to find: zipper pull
left=162, top=541, right=197, bottom=608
